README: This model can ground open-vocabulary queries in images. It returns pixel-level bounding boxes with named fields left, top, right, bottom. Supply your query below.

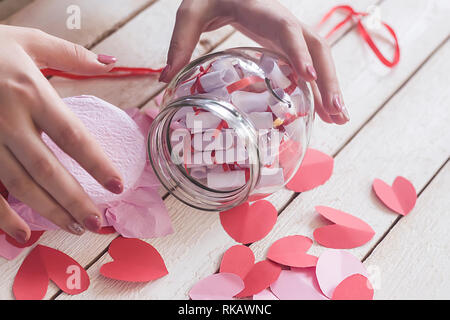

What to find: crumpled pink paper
left=1, top=96, right=172, bottom=260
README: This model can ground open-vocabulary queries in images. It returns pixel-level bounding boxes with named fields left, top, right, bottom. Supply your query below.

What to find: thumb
left=160, top=7, right=202, bottom=83
left=24, top=29, right=116, bottom=75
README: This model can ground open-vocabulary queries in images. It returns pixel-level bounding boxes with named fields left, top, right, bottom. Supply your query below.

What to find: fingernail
left=333, top=94, right=350, bottom=120
left=105, top=178, right=123, bottom=194
left=306, top=65, right=317, bottom=80
left=159, top=65, right=171, bottom=83
left=14, top=230, right=28, bottom=244
left=68, top=222, right=85, bottom=235
left=97, top=54, right=117, bottom=65
left=83, top=215, right=102, bottom=232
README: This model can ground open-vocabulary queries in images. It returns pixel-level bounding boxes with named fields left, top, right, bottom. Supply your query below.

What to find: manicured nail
left=83, top=215, right=102, bottom=232
left=306, top=65, right=317, bottom=80
left=14, top=230, right=28, bottom=244
left=159, top=65, right=171, bottom=83
left=105, top=178, right=123, bottom=194
left=333, top=94, right=349, bottom=119
left=97, top=54, right=117, bottom=65
left=68, top=222, right=85, bottom=235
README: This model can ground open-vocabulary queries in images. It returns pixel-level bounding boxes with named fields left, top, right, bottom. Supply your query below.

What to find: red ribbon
left=318, top=5, right=400, bottom=68
left=40, top=66, right=163, bottom=79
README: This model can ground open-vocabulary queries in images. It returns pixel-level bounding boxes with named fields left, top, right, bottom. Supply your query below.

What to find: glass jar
left=148, top=47, right=314, bottom=211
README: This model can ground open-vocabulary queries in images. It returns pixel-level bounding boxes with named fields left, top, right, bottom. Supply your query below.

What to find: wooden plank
left=363, top=162, right=450, bottom=299
left=2, top=0, right=157, bottom=47
left=247, top=39, right=450, bottom=264
left=0, top=0, right=33, bottom=21
left=48, top=0, right=234, bottom=110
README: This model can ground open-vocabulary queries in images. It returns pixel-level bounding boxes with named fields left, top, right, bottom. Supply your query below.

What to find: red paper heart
left=332, top=274, right=374, bottom=300
left=372, top=176, right=416, bottom=215
left=13, top=244, right=90, bottom=300
left=313, top=206, right=375, bottom=249
left=235, top=260, right=282, bottom=298
left=5, top=230, right=45, bottom=248
left=100, top=237, right=168, bottom=282
left=278, top=139, right=302, bottom=177
left=267, top=235, right=318, bottom=267
left=220, top=245, right=255, bottom=279
left=97, top=226, right=117, bottom=234
left=286, top=148, right=334, bottom=192
left=220, top=200, right=277, bottom=244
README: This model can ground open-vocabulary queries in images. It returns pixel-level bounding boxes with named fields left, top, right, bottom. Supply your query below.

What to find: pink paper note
left=372, top=176, right=416, bottom=215
left=267, top=235, right=318, bottom=268
left=313, top=206, right=375, bottom=249
left=189, top=273, right=244, bottom=300
left=315, top=249, right=368, bottom=299
left=270, top=269, right=328, bottom=300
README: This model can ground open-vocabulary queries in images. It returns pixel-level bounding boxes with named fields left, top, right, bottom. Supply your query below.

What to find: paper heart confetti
left=220, top=200, right=278, bottom=244
left=270, top=269, right=328, bottom=300
left=220, top=245, right=255, bottom=279
left=189, top=273, right=244, bottom=300
left=286, top=148, right=334, bottom=192
left=267, top=235, right=318, bottom=267
left=97, top=226, right=117, bottom=235
left=235, top=260, right=282, bottom=298
left=100, top=237, right=168, bottom=282
left=372, top=176, right=416, bottom=215
left=332, top=274, right=374, bottom=300
left=313, top=206, right=375, bottom=249
left=315, top=249, right=368, bottom=299
left=13, top=244, right=90, bottom=300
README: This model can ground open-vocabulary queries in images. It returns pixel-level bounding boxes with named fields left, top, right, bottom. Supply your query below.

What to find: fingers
left=31, top=81, right=124, bottom=195
left=160, top=4, right=203, bottom=82
left=20, top=28, right=116, bottom=75
left=310, top=81, right=333, bottom=124
left=0, top=147, right=85, bottom=235
left=303, top=26, right=349, bottom=122
left=0, top=197, right=30, bottom=244
left=6, top=123, right=103, bottom=233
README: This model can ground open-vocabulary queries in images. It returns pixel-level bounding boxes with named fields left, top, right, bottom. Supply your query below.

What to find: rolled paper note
left=190, top=166, right=207, bottom=180
left=260, top=54, right=292, bottom=89
left=256, top=167, right=285, bottom=189
left=172, top=107, right=194, bottom=122
left=192, top=129, right=233, bottom=151
left=279, top=64, right=293, bottom=77
left=231, top=91, right=271, bottom=114
left=176, top=78, right=196, bottom=97
left=186, top=111, right=222, bottom=129
left=248, top=112, right=274, bottom=129
left=268, top=87, right=286, bottom=106
left=214, top=146, right=248, bottom=164
left=205, top=86, right=232, bottom=101
left=290, top=87, right=308, bottom=115
left=199, top=70, right=229, bottom=92
left=207, top=170, right=246, bottom=190
left=186, top=151, right=216, bottom=167
left=284, top=118, right=305, bottom=142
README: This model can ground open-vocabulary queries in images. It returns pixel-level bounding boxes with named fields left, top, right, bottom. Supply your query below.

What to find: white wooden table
left=0, top=0, right=449, bottom=300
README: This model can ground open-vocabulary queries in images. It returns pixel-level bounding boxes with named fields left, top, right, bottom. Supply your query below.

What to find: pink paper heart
left=220, top=200, right=278, bottom=244
left=252, top=288, right=279, bottom=300
left=313, top=206, right=375, bottom=249
left=189, top=273, right=244, bottom=300
left=332, top=274, right=374, bottom=300
left=235, top=260, right=282, bottom=298
left=372, top=176, right=416, bottom=215
left=220, top=245, right=255, bottom=279
left=286, top=148, right=334, bottom=192
left=316, top=249, right=368, bottom=299
left=267, top=235, right=318, bottom=267
left=270, top=269, right=328, bottom=300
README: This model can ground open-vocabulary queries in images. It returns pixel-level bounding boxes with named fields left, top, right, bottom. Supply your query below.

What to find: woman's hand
left=0, top=25, right=123, bottom=243
left=161, top=0, right=349, bottom=125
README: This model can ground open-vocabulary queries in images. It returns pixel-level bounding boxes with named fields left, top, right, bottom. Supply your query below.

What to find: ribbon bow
left=318, top=5, right=400, bottom=68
